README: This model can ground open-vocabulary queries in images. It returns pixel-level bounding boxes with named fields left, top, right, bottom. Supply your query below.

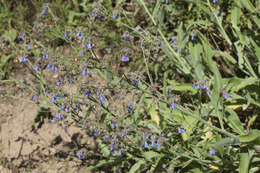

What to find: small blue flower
left=105, top=135, right=109, bottom=139
left=171, top=102, right=177, bottom=110
left=56, top=80, right=61, bottom=86
left=61, top=105, right=65, bottom=110
left=192, top=84, right=196, bottom=89
left=42, top=54, right=48, bottom=59
left=93, top=129, right=98, bottom=136
left=81, top=69, right=86, bottom=76
left=144, top=141, right=148, bottom=148
left=178, top=127, right=186, bottom=134
left=86, top=43, right=92, bottom=49
left=54, top=67, right=58, bottom=72
left=121, top=56, right=129, bottom=62
left=212, top=0, right=218, bottom=4
left=69, top=80, right=73, bottom=84
left=85, top=92, right=92, bottom=98
left=210, top=148, right=216, bottom=156
left=27, top=44, right=31, bottom=49
left=166, top=0, right=169, bottom=4
left=50, top=119, right=55, bottom=124
left=111, top=123, right=115, bottom=129
left=191, top=33, right=197, bottom=40
left=122, top=34, right=127, bottom=39
left=172, top=37, right=177, bottom=44
left=65, top=107, right=69, bottom=113
left=124, top=131, right=129, bottom=136
left=128, top=104, right=133, bottom=110
left=51, top=98, right=55, bottom=103
left=18, top=38, right=24, bottom=43
left=55, top=113, right=63, bottom=120
left=206, top=89, right=210, bottom=95
left=157, top=143, right=161, bottom=149
left=110, top=148, right=115, bottom=153
left=112, top=14, right=118, bottom=19
left=224, top=93, right=230, bottom=99
left=33, top=95, right=38, bottom=102
left=51, top=65, right=55, bottom=71
left=34, top=66, right=39, bottom=71
left=196, top=84, right=200, bottom=89
left=47, top=64, right=51, bottom=69
left=55, top=95, right=60, bottom=99
left=99, top=96, right=106, bottom=104
left=84, top=125, right=89, bottom=129
left=73, top=105, right=77, bottom=110
left=151, top=141, right=155, bottom=147
left=117, top=150, right=122, bottom=156
left=19, top=57, right=27, bottom=62
left=202, top=84, right=207, bottom=89
left=76, top=151, right=84, bottom=159
left=64, top=33, right=68, bottom=37
left=41, top=8, right=48, bottom=15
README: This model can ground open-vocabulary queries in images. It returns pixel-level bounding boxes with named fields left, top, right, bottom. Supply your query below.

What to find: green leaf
left=143, top=151, right=160, bottom=162
left=129, top=160, right=145, bottom=173
left=239, top=152, right=249, bottom=173
left=4, top=29, right=17, bottom=42
left=86, top=160, right=114, bottom=171
left=239, top=0, right=256, bottom=13
left=226, top=108, right=245, bottom=135
left=239, top=130, right=260, bottom=143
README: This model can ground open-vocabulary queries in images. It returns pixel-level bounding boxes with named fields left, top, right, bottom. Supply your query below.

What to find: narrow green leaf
left=143, top=151, right=160, bottom=162
left=239, top=130, right=260, bottom=143
left=129, top=160, right=145, bottom=173
left=226, top=108, right=245, bottom=135
left=239, top=152, right=249, bottom=173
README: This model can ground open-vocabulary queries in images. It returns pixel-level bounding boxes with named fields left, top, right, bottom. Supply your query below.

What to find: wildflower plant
left=1, top=0, right=260, bottom=172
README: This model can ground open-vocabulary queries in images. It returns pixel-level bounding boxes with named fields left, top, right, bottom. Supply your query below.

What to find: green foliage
left=1, top=0, right=260, bottom=172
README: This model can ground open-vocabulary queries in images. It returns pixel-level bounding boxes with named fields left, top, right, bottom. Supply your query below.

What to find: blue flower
left=19, top=57, right=27, bottom=62
left=117, top=150, right=122, bottom=156
left=171, top=102, right=177, bottom=110
left=210, top=148, right=216, bottom=156
left=41, top=8, right=48, bottom=15
left=56, top=80, right=61, bottom=86
left=55, top=95, right=60, bottom=99
left=86, top=43, right=92, bottom=49
left=33, top=95, right=38, bottom=102
left=50, top=119, right=55, bottom=124
left=85, top=92, right=92, bottom=98
left=166, top=0, right=169, bottom=4
left=178, top=128, right=186, bottom=134
left=34, top=66, right=39, bottom=71
left=224, top=93, right=230, bottom=99
left=151, top=141, right=155, bottom=147
left=64, top=33, right=68, bottom=37
left=128, top=104, right=133, bottom=110
left=144, top=141, right=148, bottom=148
left=76, top=151, right=84, bottom=159
left=110, top=148, right=115, bottom=153
left=93, top=129, right=99, bottom=136
left=51, top=65, right=55, bottom=71
left=196, top=84, right=200, bottom=89
left=202, top=84, right=207, bottom=89
left=55, top=114, right=63, bottom=120
left=42, top=54, right=48, bottom=59
left=61, top=105, right=65, bottom=110
left=69, top=80, right=73, bottom=84
left=81, top=69, right=86, bottom=76
left=191, top=33, right=197, bottom=40
left=99, top=96, right=106, bottom=104
left=73, top=105, right=77, bottom=110
left=111, top=123, right=115, bottom=129
left=212, top=0, right=218, bottom=3
left=192, top=84, right=196, bottom=89
left=121, top=56, right=129, bottom=62
left=27, top=44, right=31, bottom=49
left=65, top=107, right=69, bottom=113
left=51, top=98, right=55, bottom=103
left=122, top=34, right=127, bottom=39
left=157, top=143, right=161, bottom=149
left=47, top=64, right=51, bottom=69
left=112, top=14, right=118, bottom=19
